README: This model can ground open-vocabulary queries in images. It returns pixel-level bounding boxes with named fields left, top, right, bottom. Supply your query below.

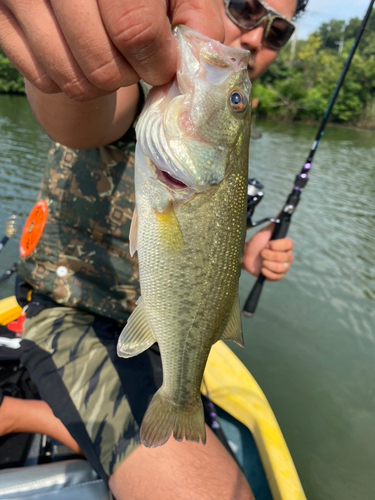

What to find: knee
left=109, top=427, right=254, bottom=500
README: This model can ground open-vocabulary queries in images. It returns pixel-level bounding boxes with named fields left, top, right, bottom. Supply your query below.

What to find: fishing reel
left=246, top=179, right=280, bottom=228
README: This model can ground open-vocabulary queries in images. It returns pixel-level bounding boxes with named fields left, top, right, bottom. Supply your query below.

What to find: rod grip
left=243, top=274, right=266, bottom=317
left=242, top=216, right=291, bottom=316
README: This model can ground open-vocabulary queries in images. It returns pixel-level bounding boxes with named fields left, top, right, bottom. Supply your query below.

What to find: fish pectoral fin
left=220, top=296, right=244, bottom=347
left=117, top=296, right=156, bottom=358
left=155, top=206, right=183, bottom=252
left=129, top=206, right=138, bottom=257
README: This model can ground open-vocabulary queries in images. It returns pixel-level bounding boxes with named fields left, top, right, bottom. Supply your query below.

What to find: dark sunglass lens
left=266, top=18, right=295, bottom=48
left=248, top=0, right=265, bottom=16
left=228, top=0, right=266, bottom=29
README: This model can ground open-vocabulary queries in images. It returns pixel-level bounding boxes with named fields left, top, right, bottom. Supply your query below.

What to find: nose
left=240, top=26, right=265, bottom=52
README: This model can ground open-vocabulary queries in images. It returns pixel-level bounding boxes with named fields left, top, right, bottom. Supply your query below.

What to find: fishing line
left=243, top=0, right=375, bottom=316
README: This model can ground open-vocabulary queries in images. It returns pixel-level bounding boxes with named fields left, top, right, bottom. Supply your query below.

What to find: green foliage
left=318, top=20, right=346, bottom=51
left=254, top=10, right=375, bottom=127
left=0, top=11, right=374, bottom=126
left=0, top=49, right=25, bottom=94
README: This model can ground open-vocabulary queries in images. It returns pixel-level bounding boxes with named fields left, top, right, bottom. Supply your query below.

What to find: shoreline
left=254, top=114, right=375, bottom=131
left=2, top=91, right=375, bottom=131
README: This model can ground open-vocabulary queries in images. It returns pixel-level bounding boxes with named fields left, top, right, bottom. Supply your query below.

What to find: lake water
left=0, top=94, right=374, bottom=500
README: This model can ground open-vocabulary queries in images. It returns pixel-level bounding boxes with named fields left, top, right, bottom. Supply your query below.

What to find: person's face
left=219, top=0, right=297, bottom=81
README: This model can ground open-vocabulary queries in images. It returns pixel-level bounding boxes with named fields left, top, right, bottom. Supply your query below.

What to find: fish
left=117, top=25, right=252, bottom=448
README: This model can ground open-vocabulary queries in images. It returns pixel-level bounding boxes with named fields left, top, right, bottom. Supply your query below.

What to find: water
left=0, top=94, right=374, bottom=499
left=0, top=94, right=51, bottom=296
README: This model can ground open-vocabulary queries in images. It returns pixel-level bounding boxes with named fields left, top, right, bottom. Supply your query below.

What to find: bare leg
left=1, top=398, right=255, bottom=499
left=0, top=396, right=83, bottom=455
left=109, top=425, right=255, bottom=500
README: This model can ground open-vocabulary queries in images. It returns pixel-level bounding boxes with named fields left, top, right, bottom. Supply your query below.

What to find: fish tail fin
left=140, top=389, right=206, bottom=448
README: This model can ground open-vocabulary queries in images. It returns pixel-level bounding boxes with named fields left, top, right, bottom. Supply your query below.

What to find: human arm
left=24, top=81, right=140, bottom=149
left=0, top=0, right=224, bottom=98
left=243, top=223, right=294, bottom=281
left=0, top=0, right=224, bottom=147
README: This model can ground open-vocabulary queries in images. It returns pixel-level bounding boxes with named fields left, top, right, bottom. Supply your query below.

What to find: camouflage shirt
left=18, top=126, right=140, bottom=323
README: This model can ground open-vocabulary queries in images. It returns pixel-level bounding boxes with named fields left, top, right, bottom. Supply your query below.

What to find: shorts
left=20, top=304, right=163, bottom=483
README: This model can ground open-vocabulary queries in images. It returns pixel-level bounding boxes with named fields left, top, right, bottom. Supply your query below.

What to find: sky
left=297, top=0, right=372, bottom=39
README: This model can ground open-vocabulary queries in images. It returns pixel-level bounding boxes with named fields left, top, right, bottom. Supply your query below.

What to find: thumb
left=259, top=221, right=276, bottom=238
left=170, top=0, right=225, bottom=42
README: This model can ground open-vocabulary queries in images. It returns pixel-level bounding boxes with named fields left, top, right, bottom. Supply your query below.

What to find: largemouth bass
left=117, top=25, right=252, bottom=448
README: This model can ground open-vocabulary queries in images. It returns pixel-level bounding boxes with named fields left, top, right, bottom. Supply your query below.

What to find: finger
left=257, top=221, right=275, bottom=238
left=170, top=0, right=225, bottom=42
left=268, top=237, right=294, bottom=252
left=3, top=0, right=106, bottom=101
left=261, top=267, right=286, bottom=281
left=262, top=260, right=291, bottom=275
left=0, top=4, right=60, bottom=93
left=50, top=0, right=139, bottom=92
left=98, top=0, right=177, bottom=86
left=261, top=249, right=294, bottom=264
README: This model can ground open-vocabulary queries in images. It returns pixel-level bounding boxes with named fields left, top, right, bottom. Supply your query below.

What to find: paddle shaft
left=243, top=0, right=375, bottom=316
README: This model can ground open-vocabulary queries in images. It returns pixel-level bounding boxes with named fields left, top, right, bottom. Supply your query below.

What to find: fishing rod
left=243, top=0, right=375, bottom=317
left=0, top=215, right=19, bottom=286
left=0, top=215, right=18, bottom=255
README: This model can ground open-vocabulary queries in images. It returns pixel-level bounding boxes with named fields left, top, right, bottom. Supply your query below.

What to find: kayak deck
left=215, top=403, right=272, bottom=500
left=203, top=341, right=306, bottom=500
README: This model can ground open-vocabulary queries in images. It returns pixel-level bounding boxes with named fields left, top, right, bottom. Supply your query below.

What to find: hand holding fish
left=0, top=0, right=224, bottom=101
left=243, top=223, right=294, bottom=281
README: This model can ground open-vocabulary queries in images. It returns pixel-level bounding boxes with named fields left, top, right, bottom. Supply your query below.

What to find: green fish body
left=118, top=25, right=252, bottom=448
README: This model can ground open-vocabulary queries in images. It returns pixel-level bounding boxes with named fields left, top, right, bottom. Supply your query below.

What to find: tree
left=316, top=20, right=346, bottom=52
left=0, top=49, right=25, bottom=94
left=254, top=14, right=375, bottom=127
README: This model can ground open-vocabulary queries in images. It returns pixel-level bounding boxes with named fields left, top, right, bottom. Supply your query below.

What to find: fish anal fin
left=220, top=297, right=244, bottom=347
left=117, top=296, right=156, bottom=358
left=129, top=206, right=138, bottom=257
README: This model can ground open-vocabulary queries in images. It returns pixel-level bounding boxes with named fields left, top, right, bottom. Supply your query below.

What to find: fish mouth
left=154, top=164, right=189, bottom=191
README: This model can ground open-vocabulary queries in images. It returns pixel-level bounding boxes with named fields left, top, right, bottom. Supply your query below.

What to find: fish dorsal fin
left=129, top=206, right=138, bottom=257
left=220, top=296, right=244, bottom=347
left=117, top=296, right=156, bottom=358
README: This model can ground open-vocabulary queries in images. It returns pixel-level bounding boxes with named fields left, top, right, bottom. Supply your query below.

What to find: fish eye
left=229, top=90, right=248, bottom=113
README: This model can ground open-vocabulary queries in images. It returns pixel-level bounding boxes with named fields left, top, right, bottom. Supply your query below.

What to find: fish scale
left=117, top=25, right=252, bottom=447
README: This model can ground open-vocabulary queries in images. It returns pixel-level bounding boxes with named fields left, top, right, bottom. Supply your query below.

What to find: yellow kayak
left=203, top=340, right=306, bottom=500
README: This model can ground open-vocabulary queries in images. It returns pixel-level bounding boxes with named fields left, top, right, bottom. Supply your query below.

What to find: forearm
left=25, top=80, right=140, bottom=149
left=0, top=396, right=82, bottom=455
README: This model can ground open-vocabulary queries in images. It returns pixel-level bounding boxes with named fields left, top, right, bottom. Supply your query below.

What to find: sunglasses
left=224, top=0, right=295, bottom=50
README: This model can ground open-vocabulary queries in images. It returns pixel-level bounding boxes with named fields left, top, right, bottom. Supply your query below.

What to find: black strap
left=15, top=277, right=32, bottom=308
